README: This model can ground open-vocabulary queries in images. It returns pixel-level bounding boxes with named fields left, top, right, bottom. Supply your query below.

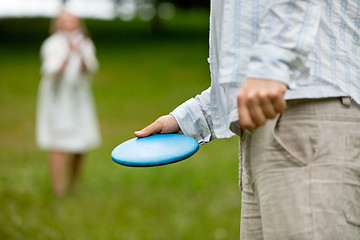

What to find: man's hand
left=237, top=78, right=287, bottom=131
left=134, top=115, right=182, bottom=138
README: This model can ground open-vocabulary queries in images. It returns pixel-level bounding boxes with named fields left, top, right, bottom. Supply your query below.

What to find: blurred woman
left=36, top=10, right=101, bottom=196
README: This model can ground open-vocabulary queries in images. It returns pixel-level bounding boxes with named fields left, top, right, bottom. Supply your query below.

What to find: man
left=135, top=0, right=360, bottom=239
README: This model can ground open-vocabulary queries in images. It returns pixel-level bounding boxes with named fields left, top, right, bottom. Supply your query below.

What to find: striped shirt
left=171, top=0, right=360, bottom=144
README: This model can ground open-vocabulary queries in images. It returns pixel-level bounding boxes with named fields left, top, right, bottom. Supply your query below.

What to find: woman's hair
left=49, top=9, right=90, bottom=36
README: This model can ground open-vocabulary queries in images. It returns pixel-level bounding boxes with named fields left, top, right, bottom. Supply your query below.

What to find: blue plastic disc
left=111, top=134, right=199, bottom=167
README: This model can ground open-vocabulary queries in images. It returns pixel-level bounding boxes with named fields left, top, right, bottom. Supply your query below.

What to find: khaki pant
left=239, top=97, right=360, bottom=240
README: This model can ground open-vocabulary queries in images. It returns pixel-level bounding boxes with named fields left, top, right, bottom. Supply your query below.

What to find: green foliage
left=0, top=10, right=240, bottom=240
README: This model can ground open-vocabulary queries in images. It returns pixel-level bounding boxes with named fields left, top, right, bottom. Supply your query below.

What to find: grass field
left=0, top=10, right=241, bottom=240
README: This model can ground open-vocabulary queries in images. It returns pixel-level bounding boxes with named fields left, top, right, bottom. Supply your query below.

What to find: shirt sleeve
left=170, top=87, right=216, bottom=145
left=40, top=36, right=68, bottom=76
left=79, top=38, right=99, bottom=74
left=246, top=0, right=321, bottom=86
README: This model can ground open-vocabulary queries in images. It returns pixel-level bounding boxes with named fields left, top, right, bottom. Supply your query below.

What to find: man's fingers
left=271, top=96, right=287, bottom=113
left=268, top=84, right=287, bottom=113
left=259, top=97, right=277, bottom=119
left=134, top=121, right=162, bottom=138
left=237, top=94, right=257, bottom=130
left=237, top=79, right=288, bottom=130
left=134, top=115, right=181, bottom=138
left=247, top=95, right=267, bottom=126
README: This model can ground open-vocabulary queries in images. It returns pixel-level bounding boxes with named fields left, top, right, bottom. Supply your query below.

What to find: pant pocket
left=272, top=113, right=319, bottom=166
left=343, top=135, right=360, bottom=227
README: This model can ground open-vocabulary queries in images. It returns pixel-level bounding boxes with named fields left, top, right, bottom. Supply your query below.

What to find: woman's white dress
left=36, top=31, right=101, bottom=153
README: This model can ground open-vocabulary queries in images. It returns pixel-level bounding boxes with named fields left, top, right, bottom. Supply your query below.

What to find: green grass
left=0, top=9, right=240, bottom=240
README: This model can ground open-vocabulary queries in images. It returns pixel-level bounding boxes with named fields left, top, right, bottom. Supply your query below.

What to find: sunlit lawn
left=0, top=9, right=240, bottom=240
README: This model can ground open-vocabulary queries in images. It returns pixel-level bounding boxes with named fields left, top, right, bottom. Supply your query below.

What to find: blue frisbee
left=111, top=134, right=199, bottom=167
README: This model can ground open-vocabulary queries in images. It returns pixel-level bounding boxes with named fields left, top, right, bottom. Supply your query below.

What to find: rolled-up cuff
left=170, top=98, right=212, bottom=145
